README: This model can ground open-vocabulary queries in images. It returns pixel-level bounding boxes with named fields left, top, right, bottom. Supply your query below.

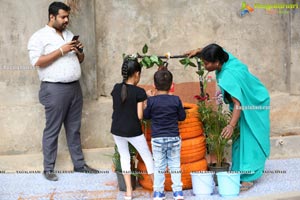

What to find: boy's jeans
left=151, top=136, right=183, bottom=192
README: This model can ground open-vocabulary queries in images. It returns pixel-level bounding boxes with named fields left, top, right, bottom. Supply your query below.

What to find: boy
left=144, top=69, right=186, bottom=200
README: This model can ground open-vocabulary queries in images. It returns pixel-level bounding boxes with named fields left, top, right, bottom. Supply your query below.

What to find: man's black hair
left=48, top=2, right=71, bottom=21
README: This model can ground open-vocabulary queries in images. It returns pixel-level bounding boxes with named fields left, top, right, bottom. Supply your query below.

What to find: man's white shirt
left=28, top=25, right=81, bottom=83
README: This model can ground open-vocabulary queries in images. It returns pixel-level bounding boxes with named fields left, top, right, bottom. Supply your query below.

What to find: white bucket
left=190, top=171, right=215, bottom=196
left=216, top=171, right=240, bottom=197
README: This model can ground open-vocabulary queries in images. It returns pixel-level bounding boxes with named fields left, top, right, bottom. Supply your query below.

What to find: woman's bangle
left=59, top=48, right=64, bottom=56
left=227, top=124, right=234, bottom=129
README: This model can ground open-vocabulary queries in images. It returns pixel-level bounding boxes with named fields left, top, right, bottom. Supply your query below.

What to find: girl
left=111, top=56, right=154, bottom=199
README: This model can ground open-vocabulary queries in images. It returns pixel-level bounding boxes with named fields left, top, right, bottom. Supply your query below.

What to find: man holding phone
left=28, top=1, right=98, bottom=181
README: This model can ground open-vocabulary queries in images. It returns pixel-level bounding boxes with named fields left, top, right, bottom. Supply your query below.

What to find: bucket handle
left=199, top=176, right=215, bottom=187
left=225, top=174, right=241, bottom=187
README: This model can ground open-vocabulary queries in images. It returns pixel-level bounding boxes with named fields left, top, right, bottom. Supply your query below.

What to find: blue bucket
left=190, top=172, right=215, bottom=196
left=216, top=172, right=240, bottom=197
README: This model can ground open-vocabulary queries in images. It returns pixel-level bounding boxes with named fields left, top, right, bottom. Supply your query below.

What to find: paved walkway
left=0, top=158, right=300, bottom=200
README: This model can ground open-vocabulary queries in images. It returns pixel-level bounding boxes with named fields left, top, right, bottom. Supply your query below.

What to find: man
left=28, top=1, right=98, bottom=181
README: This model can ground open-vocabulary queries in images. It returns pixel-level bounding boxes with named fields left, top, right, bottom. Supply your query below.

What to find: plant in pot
left=195, top=91, right=232, bottom=185
left=112, top=143, right=138, bottom=191
left=197, top=91, right=239, bottom=170
left=180, top=56, right=239, bottom=184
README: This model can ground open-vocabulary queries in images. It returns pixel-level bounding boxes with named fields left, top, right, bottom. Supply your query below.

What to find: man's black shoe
left=74, top=164, right=99, bottom=173
left=43, top=171, right=58, bottom=181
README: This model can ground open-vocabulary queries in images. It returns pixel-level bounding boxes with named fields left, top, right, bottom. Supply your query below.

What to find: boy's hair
left=154, top=69, right=173, bottom=91
left=48, top=2, right=71, bottom=21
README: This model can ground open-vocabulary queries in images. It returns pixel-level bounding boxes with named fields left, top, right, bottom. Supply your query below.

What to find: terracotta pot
left=181, top=136, right=206, bottom=163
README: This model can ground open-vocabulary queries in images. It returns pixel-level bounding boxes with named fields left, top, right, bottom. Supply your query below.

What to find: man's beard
left=54, top=22, right=68, bottom=32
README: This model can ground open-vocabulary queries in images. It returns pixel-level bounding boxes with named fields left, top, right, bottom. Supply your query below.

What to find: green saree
left=216, top=52, right=270, bottom=182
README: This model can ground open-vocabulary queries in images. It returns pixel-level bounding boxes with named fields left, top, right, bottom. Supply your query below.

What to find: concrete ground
left=0, top=148, right=300, bottom=200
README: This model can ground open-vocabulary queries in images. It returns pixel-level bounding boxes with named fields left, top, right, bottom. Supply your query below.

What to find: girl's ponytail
left=120, top=56, right=142, bottom=104
left=121, top=60, right=129, bottom=103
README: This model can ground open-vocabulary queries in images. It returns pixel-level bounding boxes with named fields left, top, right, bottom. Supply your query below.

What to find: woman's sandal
left=240, top=181, right=254, bottom=191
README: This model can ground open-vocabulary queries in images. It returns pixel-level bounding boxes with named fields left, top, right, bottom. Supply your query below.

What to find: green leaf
left=150, top=55, right=159, bottom=64
left=179, top=58, right=188, bottom=65
left=140, top=60, right=148, bottom=68
left=144, top=56, right=151, bottom=65
left=142, top=44, right=148, bottom=54
left=157, top=58, right=164, bottom=66
left=148, top=62, right=154, bottom=68
left=142, top=56, right=153, bottom=68
left=180, top=58, right=197, bottom=68
left=200, top=59, right=204, bottom=66
left=122, top=53, right=126, bottom=59
left=188, top=62, right=197, bottom=67
left=196, top=70, right=204, bottom=76
left=139, top=61, right=144, bottom=67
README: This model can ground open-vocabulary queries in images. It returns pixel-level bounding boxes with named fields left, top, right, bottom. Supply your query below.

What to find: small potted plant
left=112, top=143, right=138, bottom=191
left=196, top=91, right=239, bottom=170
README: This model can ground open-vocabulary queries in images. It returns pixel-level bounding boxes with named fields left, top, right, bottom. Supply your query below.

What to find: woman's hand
left=221, top=124, right=234, bottom=139
left=184, top=48, right=202, bottom=58
left=221, top=96, right=241, bottom=139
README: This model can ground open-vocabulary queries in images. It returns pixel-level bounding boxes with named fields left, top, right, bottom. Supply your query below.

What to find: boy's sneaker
left=153, top=191, right=166, bottom=200
left=173, top=191, right=184, bottom=200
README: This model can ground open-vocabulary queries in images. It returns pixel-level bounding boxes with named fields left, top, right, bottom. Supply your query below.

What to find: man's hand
left=34, top=41, right=78, bottom=68
left=67, top=40, right=85, bottom=63
left=60, top=41, right=77, bottom=55
left=72, top=40, right=84, bottom=54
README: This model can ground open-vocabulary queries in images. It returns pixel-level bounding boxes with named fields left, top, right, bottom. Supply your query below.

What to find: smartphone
left=72, top=35, right=79, bottom=41
left=71, top=35, right=83, bottom=53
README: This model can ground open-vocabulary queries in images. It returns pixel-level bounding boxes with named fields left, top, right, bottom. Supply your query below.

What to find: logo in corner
left=240, top=1, right=254, bottom=17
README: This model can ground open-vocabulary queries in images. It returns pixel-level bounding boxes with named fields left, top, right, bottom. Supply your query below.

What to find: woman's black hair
left=121, top=57, right=142, bottom=103
left=200, top=43, right=229, bottom=64
left=48, top=2, right=71, bottom=21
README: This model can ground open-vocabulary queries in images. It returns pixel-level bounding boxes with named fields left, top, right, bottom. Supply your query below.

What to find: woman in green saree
left=186, top=43, right=270, bottom=191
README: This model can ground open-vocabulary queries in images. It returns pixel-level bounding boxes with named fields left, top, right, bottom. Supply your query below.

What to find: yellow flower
left=165, top=52, right=171, bottom=59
